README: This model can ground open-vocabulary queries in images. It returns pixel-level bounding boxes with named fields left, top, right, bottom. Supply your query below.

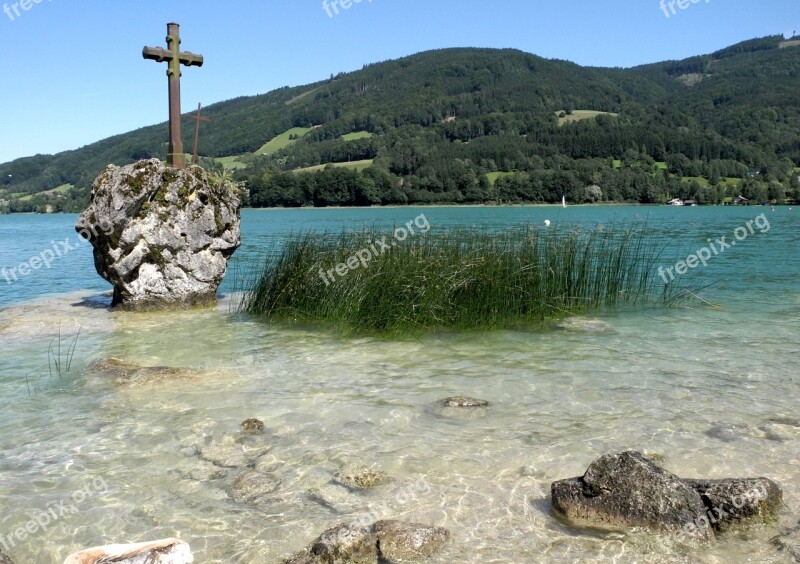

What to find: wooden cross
left=143, top=23, right=204, bottom=169
left=188, top=103, right=211, bottom=165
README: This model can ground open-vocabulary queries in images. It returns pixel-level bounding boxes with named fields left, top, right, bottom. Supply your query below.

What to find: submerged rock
left=241, top=418, right=265, bottom=434
left=309, top=523, right=378, bottom=564
left=551, top=451, right=783, bottom=540
left=373, top=520, right=450, bottom=562
left=199, top=435, right=271, bottom=468
left=230, top=469, right=281, bottom=503
left=334, top=466, right=392, bottom=490
left=555, top=317, right=613, bottom=333
left=683, top=478, right=782, bottom=532
left=432, top=395, right=491, bottom=420
left=88, top=357, right=204, bottom=387
left=63, top=538, right=192, bottom=564
left=76, top=159, right=241, bottom=310
left=305, top=482, right=363, bottom=514
left=772, top=520, right=800, bottom=562
left=440, top=395, right=490, bottom=408
left=552, top=451, right=713, bottom=538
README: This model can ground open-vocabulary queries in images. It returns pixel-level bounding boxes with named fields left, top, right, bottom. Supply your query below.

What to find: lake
left=0, top=206, right=798, bottom=563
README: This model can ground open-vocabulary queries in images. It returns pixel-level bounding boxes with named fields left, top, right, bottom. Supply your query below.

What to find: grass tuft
left=238, top=223, right=688, bottom=335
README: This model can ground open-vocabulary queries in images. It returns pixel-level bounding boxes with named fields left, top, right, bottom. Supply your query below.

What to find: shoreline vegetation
left=238, top=222, right=691, bottom=335
left=2, top=200, right=796, bottom=216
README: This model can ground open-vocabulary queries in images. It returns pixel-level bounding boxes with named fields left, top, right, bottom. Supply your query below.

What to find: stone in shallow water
left=63, top=538, right=192, bottom=564
left=188, top=465, right=228, bottom=482
left=334, top=466, right=392, bottom=490
left=88, top=357, right=203, bottom=387
left=198, top=435, right=272, bottom=468
left=241, top=418, right=265, bottom=434
left=76, top=159, right=241, bottom=310
left=373, top=520, right=450, bottom=561
left=706, top=422, right=790, bottom=443
left=772, top=520, right=800, bottom=562
left=440, top=395, right=490, bottom=408
left=552, top=451, right=783, bottom=540
left=309, top=523, right=378, bottom=564
left=551, top=451, right=713, bottom=539
left=432, top=395, right=491, bottom=420
left=305, top=483, right=363, bottom=514
left=230, top=469, right=281, bottom=503
left=555, top=317, right=613, bottom=333
left=682, top=478, right=782, bottom=533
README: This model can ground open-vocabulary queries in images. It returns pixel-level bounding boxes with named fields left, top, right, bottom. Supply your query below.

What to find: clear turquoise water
left=0, top=207, right=798, bottom=563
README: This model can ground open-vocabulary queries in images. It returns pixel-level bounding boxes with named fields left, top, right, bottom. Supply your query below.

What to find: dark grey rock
left=76, top=159, right=241, bottom=310
left=374, top=520, right=450, bottom=562
left=440, top=395, right=489, bottom=408
left=241, top=418, right=265, bottom=434
left=310, top=523, right=378, bottom=564
left=683, top=477, right=782, bottom=532
left=551, top=451, right=713, bottom=539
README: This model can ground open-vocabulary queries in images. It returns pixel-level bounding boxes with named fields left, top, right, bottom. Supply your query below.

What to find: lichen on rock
left=76, top=159, right=241, bottom=310
left=333, top=465, right=392, bottom=490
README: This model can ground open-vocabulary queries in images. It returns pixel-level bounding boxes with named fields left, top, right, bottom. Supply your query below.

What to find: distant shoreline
left=2, top=202, right=794, bottom=216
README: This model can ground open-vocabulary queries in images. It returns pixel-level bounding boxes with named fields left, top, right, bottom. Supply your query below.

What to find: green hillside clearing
left=257, top=127, right=313, bottom=155
left=294, top=160, right=374, bottom=173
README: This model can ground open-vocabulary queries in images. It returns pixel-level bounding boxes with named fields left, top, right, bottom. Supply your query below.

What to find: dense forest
left=2, top=35, right=799, bottom=212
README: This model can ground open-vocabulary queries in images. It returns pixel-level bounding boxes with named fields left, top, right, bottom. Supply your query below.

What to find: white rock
left=63, top=538, right=193, bottom=564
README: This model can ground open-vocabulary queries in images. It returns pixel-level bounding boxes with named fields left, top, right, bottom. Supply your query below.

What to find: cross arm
left=143, top=46, right=172, bottom=62
left=178, top=51, right=204, bottom=67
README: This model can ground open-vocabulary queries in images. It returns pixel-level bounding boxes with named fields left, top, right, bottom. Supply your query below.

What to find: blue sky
left=0, top=0, right=796, bottom=164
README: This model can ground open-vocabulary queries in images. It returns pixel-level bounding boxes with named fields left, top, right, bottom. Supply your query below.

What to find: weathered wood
left=142, top=23, right=204, bottom=169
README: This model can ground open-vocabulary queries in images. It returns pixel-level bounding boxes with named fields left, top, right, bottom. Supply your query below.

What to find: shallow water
left=0, top=207, right=799, bottom=563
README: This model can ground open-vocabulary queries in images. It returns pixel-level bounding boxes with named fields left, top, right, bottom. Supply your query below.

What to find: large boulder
left=63, top=538, right=192, bottom=563
left=552, top=452, right=713, bottom=539
left=551, top=452, right=783, bottom=540
left=76, top=159, right=240, bottom=310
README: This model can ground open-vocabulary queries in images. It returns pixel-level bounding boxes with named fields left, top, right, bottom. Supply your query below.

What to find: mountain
left=2, top=35, right=799, bottom=212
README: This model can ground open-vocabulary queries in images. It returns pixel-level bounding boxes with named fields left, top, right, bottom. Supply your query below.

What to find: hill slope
left=2, top=37, right=799, bottom=211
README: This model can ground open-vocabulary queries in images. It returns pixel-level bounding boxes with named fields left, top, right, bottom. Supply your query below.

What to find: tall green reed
left=238, top=223, right=688, bottom=335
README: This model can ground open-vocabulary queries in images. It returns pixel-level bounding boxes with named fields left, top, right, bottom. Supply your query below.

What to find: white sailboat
left=562, top=195, right=567, bottom=208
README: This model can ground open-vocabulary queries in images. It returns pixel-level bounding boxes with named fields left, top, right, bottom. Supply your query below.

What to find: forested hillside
left=2, top=35, right=799, bottom=212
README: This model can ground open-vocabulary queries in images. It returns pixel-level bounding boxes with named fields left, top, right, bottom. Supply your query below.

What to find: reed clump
left=239, top=223, right=684, bottom=334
